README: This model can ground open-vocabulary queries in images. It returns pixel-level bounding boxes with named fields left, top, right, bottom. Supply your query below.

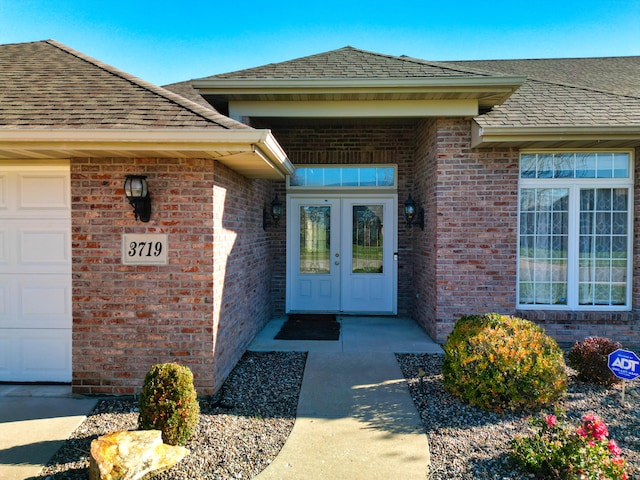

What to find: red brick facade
left=71, top=157, right=273, bottom=395
left=69, top=123, right=640, bottom=396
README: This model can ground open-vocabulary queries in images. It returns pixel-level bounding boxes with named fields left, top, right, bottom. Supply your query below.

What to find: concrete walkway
left=0, top=316, right=442, bottom=480
left=250, top=316, right=443, bottom=480
left=0, top=385, right=97, bottom=480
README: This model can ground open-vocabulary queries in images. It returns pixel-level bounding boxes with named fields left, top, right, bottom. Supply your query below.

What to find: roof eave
left=0, top=129, right=293, bottom=179
left=472, top=122, right=640, bottom=149
left=193, top=76, right=526, bottom=106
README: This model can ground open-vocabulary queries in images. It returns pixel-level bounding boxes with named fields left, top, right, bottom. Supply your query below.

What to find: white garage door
left=0, top=162, right=72, bottom=382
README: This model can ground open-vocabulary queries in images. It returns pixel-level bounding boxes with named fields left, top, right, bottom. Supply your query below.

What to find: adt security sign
left=608, top=349, right=640, bottom=381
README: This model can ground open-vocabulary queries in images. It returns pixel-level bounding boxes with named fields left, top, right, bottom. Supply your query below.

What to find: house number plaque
left=122, top=234, right=168, bottom=265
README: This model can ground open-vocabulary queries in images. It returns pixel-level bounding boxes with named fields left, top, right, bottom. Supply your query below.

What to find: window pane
left=520, top=154, right=537, bottom=178
left=519, top=282, right=534, bottom=304
left=613, top=153, right=630, bottom=178
left=518, top=188, right=568, bottom=306
left=519, top=154, right=631, bottom=309
left=576, top=153, right=597, bottom=178
left=341, top=168, right=358, bottom=186
left=554, top=153, right=574, bottom=178
left=596, top=153, right=614, bottom=178
left=352, top=205, right=383, bottom=274
left=290, top=166, right=396, bottom=188
left=611, top=285, right=626, bottom=305
left=578, top=187, right=628, bottom=306
left=552, top=283, right=567, bottom=305
left=299, top=206, right=331, bottom=274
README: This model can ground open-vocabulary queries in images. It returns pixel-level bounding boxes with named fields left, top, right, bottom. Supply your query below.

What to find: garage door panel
left=0, top=229, right=6, bottom=265
left=0, top=163, right=71, bottom=382
left=20, top=229, right=70, bottom=266
left=18, top=173, right=70, bottom=211
left=0, top=222, right=70, bottom=274
left=0, top=330, right=71, bottom=382
left=0, top=275, right=70, bottom=328
left=0, top=173, right=7, bottom=210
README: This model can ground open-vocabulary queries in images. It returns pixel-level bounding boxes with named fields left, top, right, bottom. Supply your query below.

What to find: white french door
left=287, top=195, right=397, bottom=314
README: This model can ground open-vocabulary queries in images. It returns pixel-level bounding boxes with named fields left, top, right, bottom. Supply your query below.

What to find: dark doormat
left=275, top=314, right=340, bottom=341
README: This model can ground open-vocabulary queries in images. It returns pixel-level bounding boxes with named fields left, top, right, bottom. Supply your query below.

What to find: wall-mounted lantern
left=404, top=195, right=424, bottom=230
left=124, top=175, right=151, bottom=223
left=262, top=194, right=282, bottom=230
left=271, top=195, right=283, bottom=225
left=263, top=194, right=283, bottom=230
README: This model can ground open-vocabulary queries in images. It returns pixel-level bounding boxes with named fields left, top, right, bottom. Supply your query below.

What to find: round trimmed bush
left=138, top=363, right=200, bottom=445
left=442, top=313, right=567, bottom=413
left=567, top=336, right=622, bottom=386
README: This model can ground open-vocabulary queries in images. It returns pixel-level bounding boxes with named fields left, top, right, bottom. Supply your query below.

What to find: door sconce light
left=404, top=195, right=424, bottom=230
left=124, top=175, right=151, bottom=222
left=263, top=194, right=283, bottom=230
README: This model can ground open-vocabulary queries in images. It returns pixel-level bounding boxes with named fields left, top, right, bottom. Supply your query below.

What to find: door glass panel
left=352, top=205, right=383, bottom=274
left=299, top=206, right=331, bottom=274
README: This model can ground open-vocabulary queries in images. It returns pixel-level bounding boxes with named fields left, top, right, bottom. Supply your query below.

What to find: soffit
left=194, top=77, right=525, bottom=110
left=0, top=130, right=294, bottom=179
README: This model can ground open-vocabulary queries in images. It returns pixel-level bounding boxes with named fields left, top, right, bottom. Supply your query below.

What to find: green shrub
left=567, top=337, right=622, bottom=386
left=138, top=363, right=200, bottom=445
left=442, top=313, right=567, bottom=412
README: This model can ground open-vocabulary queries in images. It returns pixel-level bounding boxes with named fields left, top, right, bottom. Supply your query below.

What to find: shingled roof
left=203, top=46, right=493, bottom=80
left=0, top=39, right=246, bottom=130
left=0, top=40, right=292, bottom=178
left=193, top=47, right=525, bottom=111
left=193, top=46, right=640, bottom=148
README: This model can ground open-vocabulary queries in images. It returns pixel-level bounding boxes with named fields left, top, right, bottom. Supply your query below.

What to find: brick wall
left=417, top=121, right=640, bottom=348
left=258, top=120, right=418, bottom=316
left=71, top=157, right=273, bottom=395
left=430, top=119, right=520, bottom=341
left=411, top=119, right=439, bottom=338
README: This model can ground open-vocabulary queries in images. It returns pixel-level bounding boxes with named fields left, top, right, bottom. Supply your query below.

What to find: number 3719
left=128, top=241, right=163, bottom=257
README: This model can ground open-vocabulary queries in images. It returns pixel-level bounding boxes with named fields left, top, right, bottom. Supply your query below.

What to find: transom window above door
left=288, top=165, right=397, bottom=189
left=517, top=151, right=633, bottom=310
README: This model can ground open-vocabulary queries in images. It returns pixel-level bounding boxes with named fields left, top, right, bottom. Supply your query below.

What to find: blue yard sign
left=608, top=349, right=640, bottom=381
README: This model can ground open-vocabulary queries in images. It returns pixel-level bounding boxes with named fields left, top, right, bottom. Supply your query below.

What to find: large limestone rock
left=89, top=430, right=189, bottom=480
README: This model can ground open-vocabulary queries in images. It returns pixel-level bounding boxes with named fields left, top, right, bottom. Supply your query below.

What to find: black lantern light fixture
left=263, top=194, right=284, bottom=230
left=123, top=175, right=151, bottom=222
left=404, top=195, right=424, bottom=230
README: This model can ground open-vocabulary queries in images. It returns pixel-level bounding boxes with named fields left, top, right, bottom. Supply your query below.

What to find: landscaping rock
left=89, top=430, right=188, bottom=480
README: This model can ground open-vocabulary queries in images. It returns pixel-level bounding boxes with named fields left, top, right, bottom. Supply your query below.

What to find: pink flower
left=545, top=414, right=557, bottom=428
left=608, top=439, right=622, bottom=457
left=580, top=414, right=609, bottom=441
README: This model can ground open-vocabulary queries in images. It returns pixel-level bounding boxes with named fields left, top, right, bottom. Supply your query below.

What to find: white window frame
left=517, top=150, right=634, bottom=311
left=287, top=164, right=398, bottom=192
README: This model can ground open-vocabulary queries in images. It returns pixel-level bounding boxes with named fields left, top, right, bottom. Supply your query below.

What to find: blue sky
left=1, top=0, right=639, bottom=86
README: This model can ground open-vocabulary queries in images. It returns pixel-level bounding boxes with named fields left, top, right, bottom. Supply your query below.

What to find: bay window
left=518, top=152, right=633, bottom=310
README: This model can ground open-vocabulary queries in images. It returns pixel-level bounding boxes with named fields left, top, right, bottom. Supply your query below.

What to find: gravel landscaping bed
left=38, top=351, right=307, bottom=480
left=39, top=350, right=638, bottom=479
left=397, top=353, right=639, bottom=480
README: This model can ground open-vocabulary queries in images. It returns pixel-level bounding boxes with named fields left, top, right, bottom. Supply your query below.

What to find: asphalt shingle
left=0, top=40, right=249, bottom=130
left=199, top=46, right=640, bottom=130
left=204, top=46, right=492, bottom=80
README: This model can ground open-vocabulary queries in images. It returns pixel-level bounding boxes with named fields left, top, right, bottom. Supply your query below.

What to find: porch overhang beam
left=471, top=122, right=640, bottom=149
left=0, top=129, right=293, bottom=179
left=229, top=99, right=479, bottom=119
left=193, top=76, right=526, bottom=109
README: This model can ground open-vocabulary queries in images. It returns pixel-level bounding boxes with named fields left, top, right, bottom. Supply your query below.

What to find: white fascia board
left=230, top=99, right=478, bottom=119
left=472, top=122, right=640, bottom=148
left=0, top=129, right=293, bottom=178
left=193, top=76, right=526, bottom=93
